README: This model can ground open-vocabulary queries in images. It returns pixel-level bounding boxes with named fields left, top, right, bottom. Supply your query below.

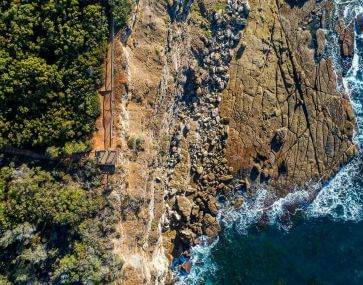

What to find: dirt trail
left=92, top=39, right=113, bottom=151
left=91, top=22, right=167, bottom=282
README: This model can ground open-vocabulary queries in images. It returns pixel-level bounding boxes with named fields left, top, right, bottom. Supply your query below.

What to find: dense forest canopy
left=0, top=0, right=131, bottom=283
left=0, top=162, right=122, bottom=284
left=0, top=0, right=131, bottom=155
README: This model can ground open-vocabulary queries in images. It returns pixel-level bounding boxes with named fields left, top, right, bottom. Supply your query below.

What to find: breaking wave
left=182, top=160, right=363, bottom=284
left=308, top=0, right=363, bottom=223
left=175, top=237, right=219, bottom=285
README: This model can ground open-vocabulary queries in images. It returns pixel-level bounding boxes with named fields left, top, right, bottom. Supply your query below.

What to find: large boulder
left=202, top=214, right=221, bottom=238
left=179, top=229, right=195, bottom=244
left=335, top=19, right=355, bottom=57
left=176, top=196, right=192, bottom=222
left=271, top=127, right=288, bottom=152
left=206, top=196, right=219, bottom=215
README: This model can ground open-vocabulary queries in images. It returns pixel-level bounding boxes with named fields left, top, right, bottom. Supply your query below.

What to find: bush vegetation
left=127, top=136, right=145, bottom=152
left=113, top=0, right=132, bottom=29
left=0, top=163, right=122, bottom=284
left=0, top=0, right=131, bottom=154
left=0, top=0, right=132, bottom=282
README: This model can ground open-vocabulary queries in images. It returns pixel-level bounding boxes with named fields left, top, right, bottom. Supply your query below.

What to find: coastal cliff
left=109, top=0, right=357, bottom=283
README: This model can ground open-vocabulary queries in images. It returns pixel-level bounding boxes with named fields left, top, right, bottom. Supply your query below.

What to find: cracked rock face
left=220, top=0, right=357, bottom=195
left=158, top=0, right=357, bottom=261
left=161, top=0, right=357, bottom=258
left=117, top=0, right=357, bottom=282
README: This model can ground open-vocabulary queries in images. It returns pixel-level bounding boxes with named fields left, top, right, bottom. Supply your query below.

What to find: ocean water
left=176, top=1, right=363, bottom=284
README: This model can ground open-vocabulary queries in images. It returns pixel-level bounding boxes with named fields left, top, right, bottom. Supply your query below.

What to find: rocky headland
left=109, top=0, right=358, bottom=283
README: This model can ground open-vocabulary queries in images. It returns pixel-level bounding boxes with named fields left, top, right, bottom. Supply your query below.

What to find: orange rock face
left=220, top=0, right=357, bottom=194
left=112, top=0, right=358, bottom=282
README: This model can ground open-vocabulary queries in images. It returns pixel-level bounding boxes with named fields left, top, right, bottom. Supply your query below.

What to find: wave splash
left=308, top=0, right=363, bottom=222
left=175, top=238, right=219, bottom=285
left=221, top=188, right=312, bottom=233
left=180, top=159, right=363, bottom=284
left=307, top=157, right=363, bottom=221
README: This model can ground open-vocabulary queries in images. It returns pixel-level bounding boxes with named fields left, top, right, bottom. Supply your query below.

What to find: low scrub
left=0, top=163, right=122, bottom=284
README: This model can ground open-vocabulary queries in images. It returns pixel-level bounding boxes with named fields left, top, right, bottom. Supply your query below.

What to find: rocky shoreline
left=164, top=0, right=251, bottom=248
left=112, top=0, right=358, bottom=283
left=162, top=0, right=357, bottom=260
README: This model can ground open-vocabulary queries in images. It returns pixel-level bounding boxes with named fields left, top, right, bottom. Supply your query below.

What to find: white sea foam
left=175, top=237, right=219, bottom=285
left=307, top=157, right=363, bottom=221
left=305, top=1, right=363, bottom=223
left=220, top=187, right=314, bottom=233
left=344, top=9, right=363, bottom=146
left=221, top=188, right=270, bottom=233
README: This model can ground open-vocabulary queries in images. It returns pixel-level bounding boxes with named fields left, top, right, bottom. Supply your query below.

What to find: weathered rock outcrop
left=109, top=0, right=357, bottom=283
left=221, top=0, right=357, bottom=196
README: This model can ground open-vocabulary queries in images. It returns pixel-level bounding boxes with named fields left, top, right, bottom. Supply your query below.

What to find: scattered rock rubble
left=163, top=0, right=251, bottom=249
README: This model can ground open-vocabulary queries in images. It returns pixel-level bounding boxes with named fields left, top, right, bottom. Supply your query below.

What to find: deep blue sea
left=177, top=1, right=363, bottom=284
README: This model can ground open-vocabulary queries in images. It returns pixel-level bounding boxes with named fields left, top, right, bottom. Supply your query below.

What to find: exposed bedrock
left=162, top=0, right=251, bottom=256
left=220, top=0, right=357, bottom=196
left=164, top=0, right=357, bottom=257
left=115, top=0, right=357, bottom=282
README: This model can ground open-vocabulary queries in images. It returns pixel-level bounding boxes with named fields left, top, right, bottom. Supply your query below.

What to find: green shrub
left=135, top=138, right=145, bottom=151
left=62, top=141, right=90, bottom=156
left=214, top=2, right=227, bottom=12
left=46, top=146, right=60, bottom=159
left=127, top=137, right=145, bottom=152
left=112, top=0, right=132, bottom=29
left=127, top=136, right=135, bottom=149
left=0, top=1, right=131, bottom=153
left=0, top=164, right=122, bottom=284
left=204, top=28, right=212, bottom=37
